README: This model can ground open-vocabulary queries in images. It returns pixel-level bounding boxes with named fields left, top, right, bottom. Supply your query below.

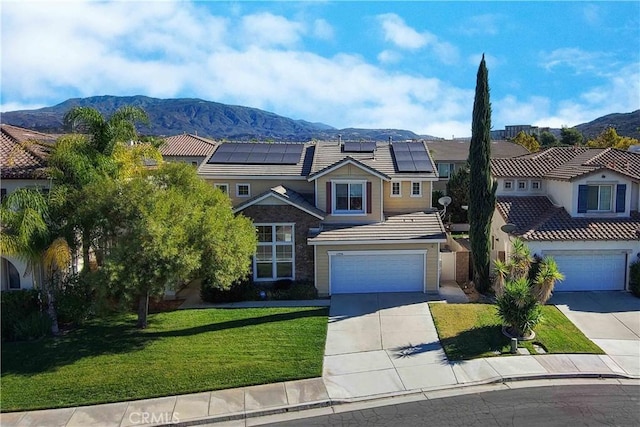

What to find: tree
left=539, top=131, right=558, bottom=147
left=512, top=131, right=540, bottom=152
left=587, top=127, right=639, bottom=150
left=445, top=164, right=470, bottom=223
left=468, top=54, right=497, bottom=293
left=560, top=127, right=583, bottom=146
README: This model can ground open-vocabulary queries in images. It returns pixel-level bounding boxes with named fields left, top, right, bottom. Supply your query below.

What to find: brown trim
left=366, top=181, right=372, bottom=214
left=326, top=181, right=332, bottom=213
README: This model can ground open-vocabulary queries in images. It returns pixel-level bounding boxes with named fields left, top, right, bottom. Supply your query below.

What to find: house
left=490, top=147, right=640, bottom=292
left=160, top=133, right=217, bottom=167
left=428, top=140, right=529, bottom=193
left=1, top=124, right=56, bottom=290
left=198, top=140, right=447, bottom=296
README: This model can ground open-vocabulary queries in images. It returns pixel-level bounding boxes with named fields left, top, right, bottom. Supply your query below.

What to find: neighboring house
left=198, top=140, right=447, bottom=296
left=0, top=124, right=56, bottom=290
left=160, top=133, right=217, bottom=167
left=428, top=140, right=529, bottom=193
left=490, top=147, right=640, bottom=292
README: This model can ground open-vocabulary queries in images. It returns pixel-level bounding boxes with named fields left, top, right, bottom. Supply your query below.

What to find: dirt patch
left=457, top=281, right=494, bottom=304
left=149, top=298, right=186, bottom=313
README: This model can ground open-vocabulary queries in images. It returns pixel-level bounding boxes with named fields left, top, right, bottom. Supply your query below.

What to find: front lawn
left=429, top=303, right=603, bottom=361
left=1, top=307, right=328, bottom=412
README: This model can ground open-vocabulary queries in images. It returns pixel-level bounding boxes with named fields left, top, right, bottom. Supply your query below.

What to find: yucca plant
left=531, top=256, right=565, bottom=304
left=496, top=277, right=542, bottom=338
left=492, top=258, right=511, bottom=298
left=510, top=238, right=533, bottom=280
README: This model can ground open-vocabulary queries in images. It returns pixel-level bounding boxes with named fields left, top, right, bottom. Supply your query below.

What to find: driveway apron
left=323, top=293, right=457, bottom=399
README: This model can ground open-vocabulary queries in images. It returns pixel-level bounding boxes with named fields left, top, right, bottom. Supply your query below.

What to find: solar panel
left=391, top=142, right=433, bottom=173
left=343, top=141, right=376, bottom=153
left=209, top=143, right=304, bottom=165
left=264, top=153, right=284, bottom=163
left=282, top=153, right=302, bottom=164
left=396, top=161, right=417, bottom=172
left=247, top=152, right=267, bottom=163
left=413, top=160, right=433, bottom=172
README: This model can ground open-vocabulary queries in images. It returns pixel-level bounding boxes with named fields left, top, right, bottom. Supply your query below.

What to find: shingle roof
left=491, top=147, right=640, bottom=181
left=427, top=140, right=529, bottom=162
left=1, top=124, right=55, bottom=179
left=308, top=211, right=446, bottom=243
left=234, top=185, right=325, bottom=219
left=496, top=196, right=640, bottom=241
left=160, top=134, right=217, bottom=157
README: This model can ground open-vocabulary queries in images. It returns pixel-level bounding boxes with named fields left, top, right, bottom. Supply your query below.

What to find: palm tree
left=0, top=188, right=71, bottom=335
left=509, top=238, right=532, bottom=280
left=531, top=256, right=565, bottom=304
left=493, top=258, right=511, bottom=298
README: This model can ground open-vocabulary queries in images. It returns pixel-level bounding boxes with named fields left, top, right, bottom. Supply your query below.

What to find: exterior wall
left=314, top=164, right=384, bottom=223
left=383, top=180, right=433, bottom=214
left=314, top=242, right=440, bottom=296
left=163, top=155, right=206, bottom=167
left=546, top=180, right=573, bottom=212
left=240, top=204, right=321, bottom=282
left=1, top=255, right=36, bottom=290
left=571, top=172, right=634, bottom=217
left=495, top=177, right=547, bottom=198
left=490, top=210, right=511, bottom=262
left=632, top=182, right=639, bottom=211
left=1, top=179, right=51, bottom=194
left=205, top=178, right=313, bottom=207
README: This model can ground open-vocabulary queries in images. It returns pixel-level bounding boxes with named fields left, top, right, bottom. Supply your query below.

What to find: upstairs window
left=391, top=182, right=401, bottom=197
left=437, top=163, right=455, bottom=178
left=214, top=183, right=229, bottom=194
left=504, top=180, right=514, bottom=190
left=411, top=181, right=422, bottom=197
left=587, top=185, right=612, bottom=211
left=334, top=182, right=364, bottom=213
left=236, top=183, right=250, bottom=197
left=531, top=180, right=541, bottom=190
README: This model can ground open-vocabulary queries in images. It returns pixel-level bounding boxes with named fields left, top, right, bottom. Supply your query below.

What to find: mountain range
left=1, top=95, right=638, bottom=142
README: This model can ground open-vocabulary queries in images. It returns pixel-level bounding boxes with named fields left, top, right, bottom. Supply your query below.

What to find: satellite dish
left=500, top=223, right=516, bottom=234
left=438, top=196, right=452, bottom=207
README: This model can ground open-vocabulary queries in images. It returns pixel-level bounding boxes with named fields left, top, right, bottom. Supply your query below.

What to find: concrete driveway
left=323, top=293, right=458, bottom=400
left=550, top=292, right=640, bottom=377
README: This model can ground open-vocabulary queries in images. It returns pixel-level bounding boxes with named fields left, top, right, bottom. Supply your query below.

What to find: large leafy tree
left=445, top=164, right=470, bottom=223
left=587, top=127, right=639, bottom=150
left=560, top=127, right=584, bottom=146
left=512, top=131, right=540, bottom=152
left=468, top=55, right=497, bottom=293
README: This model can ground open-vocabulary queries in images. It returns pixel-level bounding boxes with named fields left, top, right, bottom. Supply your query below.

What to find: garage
left=329, top=250, right=425, bottom=294
left=549, top=251, right=626, bottom=291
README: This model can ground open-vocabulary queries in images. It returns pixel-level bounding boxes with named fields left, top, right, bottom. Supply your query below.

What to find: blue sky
left=2, top=1, right=639, bottom=138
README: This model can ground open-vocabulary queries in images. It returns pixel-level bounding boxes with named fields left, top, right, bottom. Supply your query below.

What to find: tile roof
left=491, top=147, right=640, bottom=181
left=1, top=124, right=55, bottom=179
left=160, top=134, right=217, bottom=157
left=427, top=139, right=529, bottom=162
left=496, top=196, right=640, bottom=241
left=308, top=211, right=446, bottom=243
left=234, top=185, right=325, bottom=219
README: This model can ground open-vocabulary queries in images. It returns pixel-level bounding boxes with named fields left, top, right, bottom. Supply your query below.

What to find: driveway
left=322, top=293, right=458, bottom=399
left=550, top=292, right=640, bottom=377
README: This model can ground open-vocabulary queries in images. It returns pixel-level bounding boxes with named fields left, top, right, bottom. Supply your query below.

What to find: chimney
left=338, top=134, right=342, bottom=147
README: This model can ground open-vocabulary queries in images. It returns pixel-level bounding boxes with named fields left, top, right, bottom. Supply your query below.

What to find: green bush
left=12, top=311, right=52, bottom=341
left=1, top=289, right=46, bottom=341
left=268, top=280, right=318, bottom=300
left=630, top=260, right=640, bottom=298
left=54, top=274, right=95, bottom=325
left=200, top=276, right=258, bottom=303
left=496, top=277, right=542, bottom=338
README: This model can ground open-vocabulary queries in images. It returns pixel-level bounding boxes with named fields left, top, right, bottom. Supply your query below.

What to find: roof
left=496, top=196, right=640, bottom=241
left=1, top=124, right=55, bottom=179
left=307, top=156, right=391, bottom=181
left=160, top=134, right=217, bottom=157
left=234, top=185, right=325, bottom=219
left=491, top=147, right=640, bottom=181
left=308, top=211, right=446, bottom=244
left=428, top=139, right=529, bottom=162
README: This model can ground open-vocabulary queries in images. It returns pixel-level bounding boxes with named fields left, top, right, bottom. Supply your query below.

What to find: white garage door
left=550, top=251, right=626, bottom=291
left=330, top=251, right=425, bottom=294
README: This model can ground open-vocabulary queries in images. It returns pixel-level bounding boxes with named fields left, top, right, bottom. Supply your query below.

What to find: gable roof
left=233, top=185, right=325, bottom=219
left=307, top=156, right=391, bottom=181
left=428, top=139, right=529, bottom=162
left=491, top=147, right=640, bottom=181
left=160, top=134, right=217, bottom=157
left=1, top=124, right=55, bottom=179
left=496, top=196, right=640, bottom=241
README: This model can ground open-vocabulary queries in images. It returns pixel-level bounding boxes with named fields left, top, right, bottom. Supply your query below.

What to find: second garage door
left=549, top=251, right=626, bottom=291
left=330, top=250, right=425, bottom=294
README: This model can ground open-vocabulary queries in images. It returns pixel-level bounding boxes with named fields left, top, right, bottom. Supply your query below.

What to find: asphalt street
left=263, top=384, right=640, bottom=427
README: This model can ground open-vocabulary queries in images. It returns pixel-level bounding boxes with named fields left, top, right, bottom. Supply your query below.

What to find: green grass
left=1, top=307, right=328, bottom=412
left=429, top=303, right=603, bottom=361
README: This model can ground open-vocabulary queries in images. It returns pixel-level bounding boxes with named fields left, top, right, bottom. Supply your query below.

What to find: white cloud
left=240, top=12, right=305, bottom=47
left=539, top=47, right=614, bottom=75
left=459, top=14, right=502, bottom=36
left=313, top=18, right=334, bottom=40
left=377, top=50, right=402, bottom=64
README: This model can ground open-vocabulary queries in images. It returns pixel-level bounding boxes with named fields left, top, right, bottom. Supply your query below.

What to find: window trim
left=410, top=181, right=422, bottom=197
left=332, top=180, right=366, bottom=215
left=253, top=223, right=295, bottom=282
left=390, top=181, right=402, bottom=197
left=504, top=180, right=514, bottom=190
left=236, top=183, right=251, bottom=198
left=587, top=184, right=613, bottom=212
left=214, top=183, right=229, bottom=194
left=437, top=162, right=455, bottom=179
left=531, top=180, right=541, bottom=191
left=517, top=180, right=528, bottom=191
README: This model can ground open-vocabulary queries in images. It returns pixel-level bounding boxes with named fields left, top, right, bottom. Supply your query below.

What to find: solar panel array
left=391, top=142, right=433, bottom=172
left=342, top=141, right=376, bottom=153
left=208, top=143, right=304, bottom=165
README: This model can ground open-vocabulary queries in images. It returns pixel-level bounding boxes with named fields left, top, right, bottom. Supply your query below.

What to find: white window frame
left=437, top=163, right=455, bottom=179
left=214, top=183, right=229, bottom=194
left=236, top=183, right=251, bottom=198
left=517, top=180, right=528, bottom=191
left=332, top=180, right=366, bottom=215
left=587, top=184, right=613, bottom=212
left=253, top=223, right=295, bottom=281
left=391, top=181, right=402, bottom=197
left=531, top=180, right=541, bottom=191
left=411, top=181, right=422, bottom=197
left=504, top=180, right=514, bottom=190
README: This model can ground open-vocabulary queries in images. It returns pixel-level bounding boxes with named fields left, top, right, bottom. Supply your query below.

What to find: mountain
left=0, top=95, right=424, bottom=141
left=574, top=110, right=640, bottom=140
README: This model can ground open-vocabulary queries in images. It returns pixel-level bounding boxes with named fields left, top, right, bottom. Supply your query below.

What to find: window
left=531, top=180, right=541, bottom=190
left=214, top=183, right=229, bottom=194
left=517, top=180, right=527, bottom=191
left=334, top=182, right=364, bottom=213
left=1, top=258, right=20, bottom=290
left=0, top=189, right=6, bottom=202
left=254, top=224, right=294, bottom=281
left=191, top=161, right=198, bottom=167
left=437, top=163, right=455, bottom=178
left=411, top=181, right=422, bottom=197
left=236, top=183, right=250, bottom=197
left=587, top=185, right=612, bottom=211
left=391, top=182, right=401, bottom=197
left=504, top=180, right=513, bottom=190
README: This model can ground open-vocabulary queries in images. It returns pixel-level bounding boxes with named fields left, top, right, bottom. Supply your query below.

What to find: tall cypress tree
left=468, top=54, right=497, bottom=293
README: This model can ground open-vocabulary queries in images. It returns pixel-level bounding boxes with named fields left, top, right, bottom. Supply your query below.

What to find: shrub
left=630, top=260, right=640, bottom=298
left=1, top=289, right=46, bottom=341
left=496, top=277, right=542, bottom=338
left=200, top=276, right=258, bottom=303
left=12, top=311, right=52, bottom=341
left=54, top=274, right=95, bottom=325
left=268, top=280, right=318, bottom=300
left=273, top=279, right=293, bottom=291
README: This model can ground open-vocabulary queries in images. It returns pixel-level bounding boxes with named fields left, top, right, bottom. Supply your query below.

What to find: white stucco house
left=490, top=146, right=640, bottom=292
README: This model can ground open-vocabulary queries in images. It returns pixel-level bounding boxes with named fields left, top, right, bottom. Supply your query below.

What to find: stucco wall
left=383, top=180, right=433, bottom=214
left=204, top=178, right=313, bottom=207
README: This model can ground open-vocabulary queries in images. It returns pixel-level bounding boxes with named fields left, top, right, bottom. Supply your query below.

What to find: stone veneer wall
left=239, top=205, right=321, bottom=282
